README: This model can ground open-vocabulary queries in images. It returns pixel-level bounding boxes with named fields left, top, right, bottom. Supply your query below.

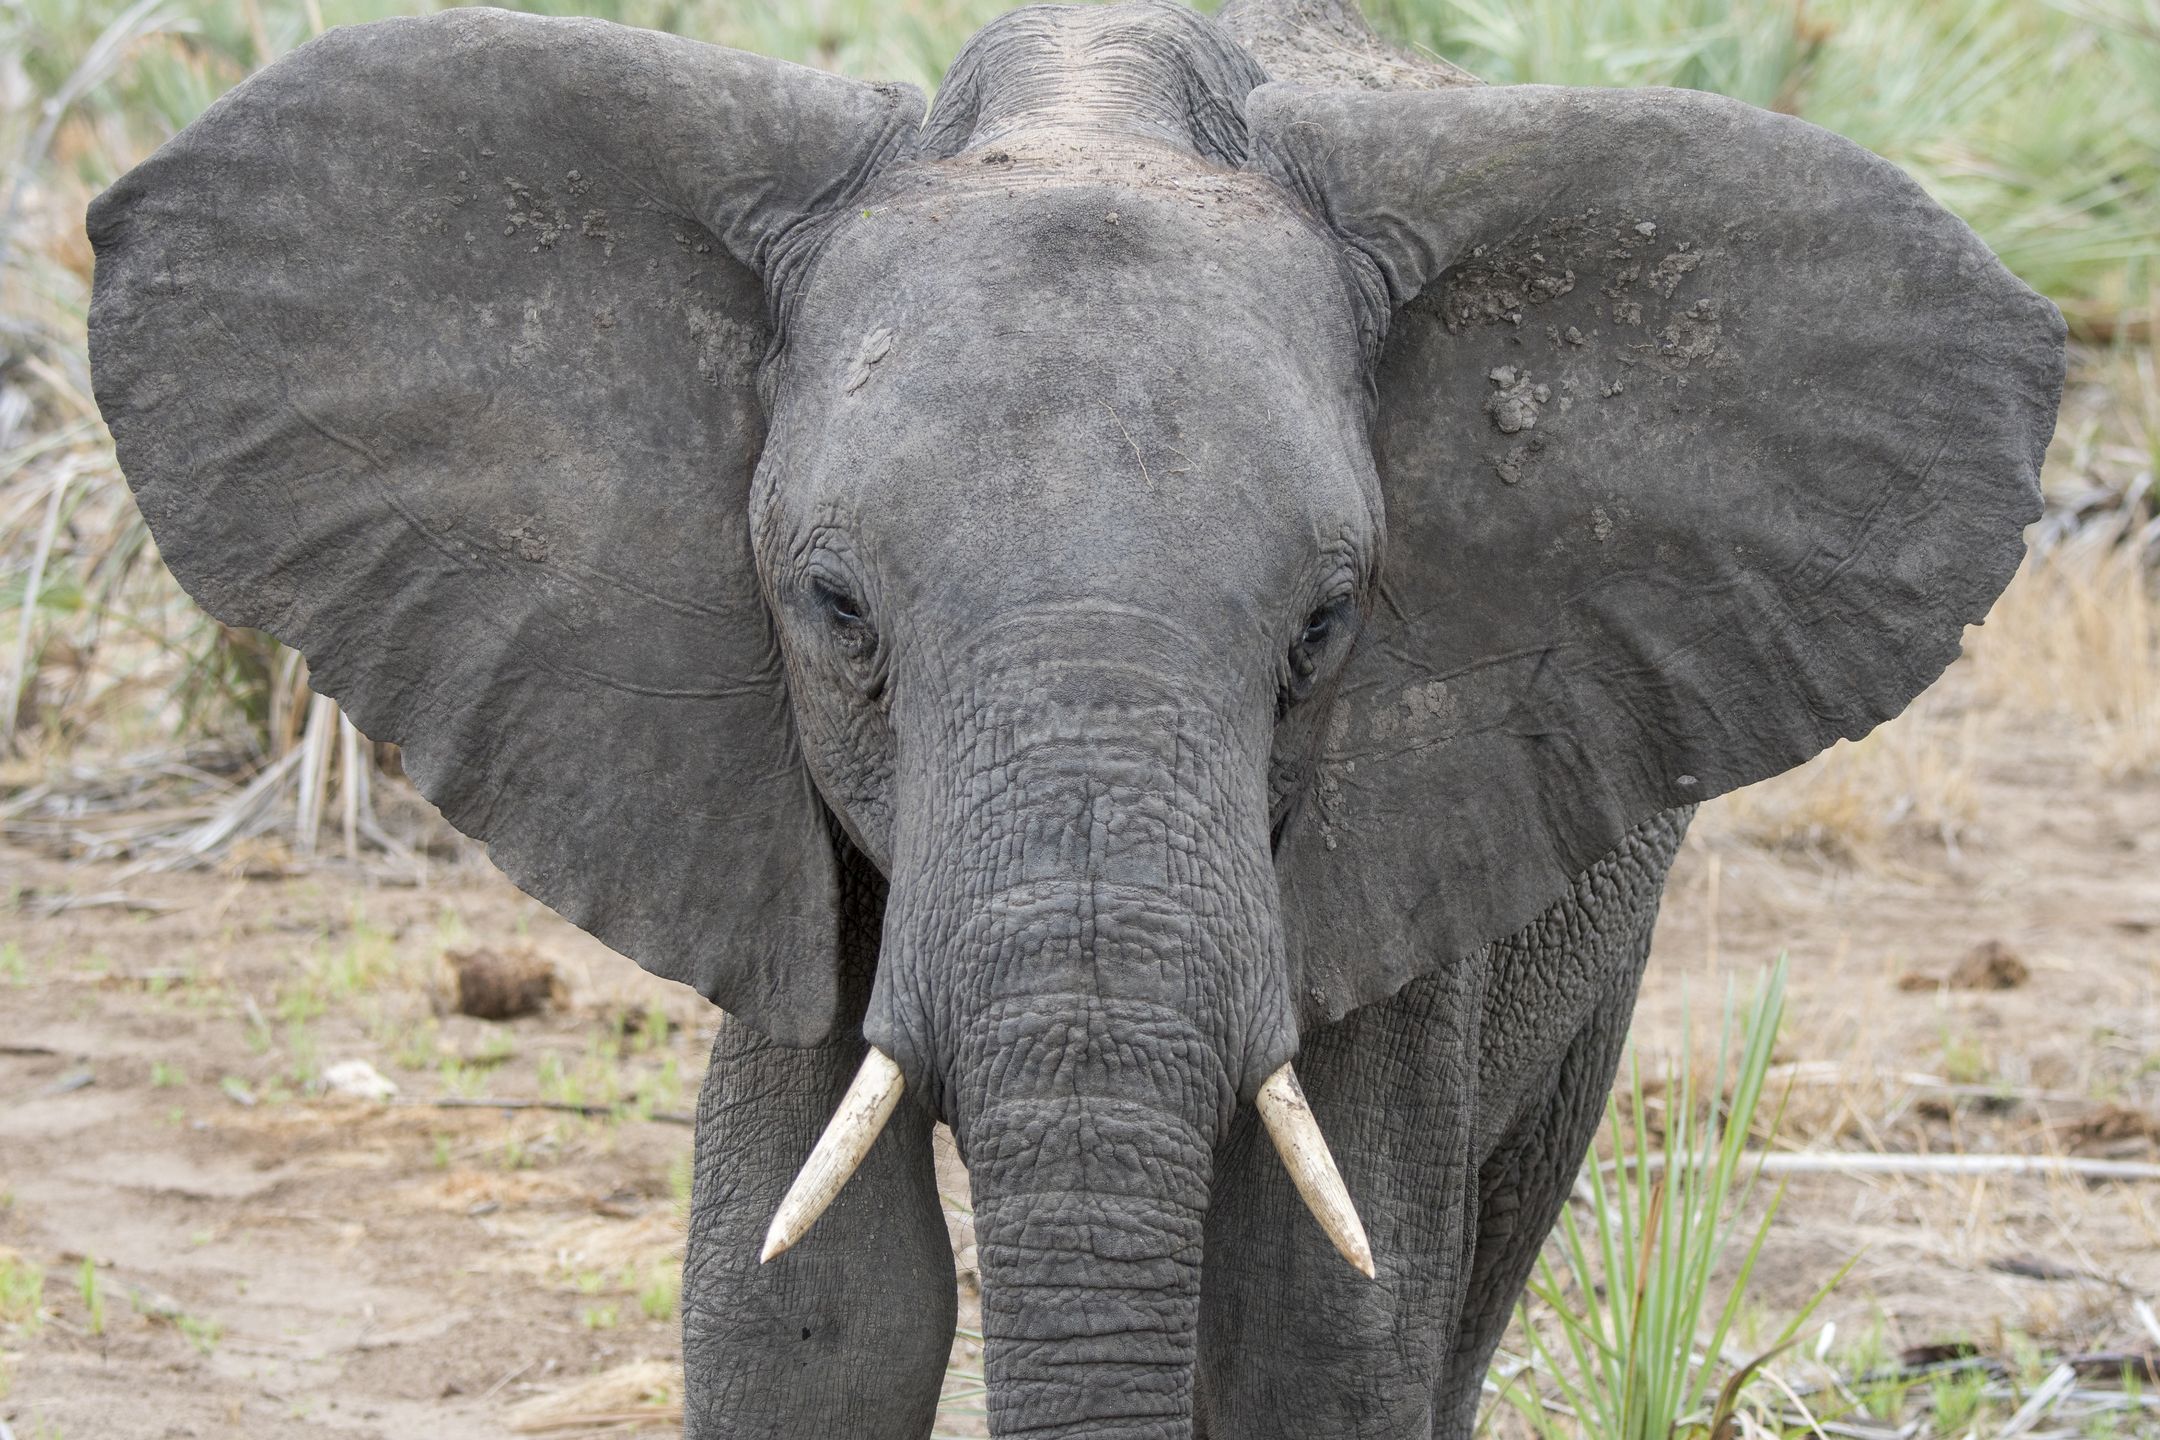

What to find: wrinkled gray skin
left=86, top=0, right=2063, bottom=1435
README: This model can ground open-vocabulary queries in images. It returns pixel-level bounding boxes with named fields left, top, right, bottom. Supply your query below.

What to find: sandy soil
left=2, top=667, right=2156, bottom=1438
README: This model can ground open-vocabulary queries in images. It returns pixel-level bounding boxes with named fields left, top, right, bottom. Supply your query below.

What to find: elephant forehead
left=796, top=177, right=1362, bottom=385
left=778, top=181, right=1372, bottom=506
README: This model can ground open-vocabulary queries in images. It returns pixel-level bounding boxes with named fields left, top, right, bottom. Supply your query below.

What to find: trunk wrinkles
left=867, top=647, right=1293, bottom=1439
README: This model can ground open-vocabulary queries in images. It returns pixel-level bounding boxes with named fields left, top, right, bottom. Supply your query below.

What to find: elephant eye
left=813, top=579, right=867, bottom=628
left=810, top=579, right=878, bottom=670
left=1289, top=605, right=1335, bottom=683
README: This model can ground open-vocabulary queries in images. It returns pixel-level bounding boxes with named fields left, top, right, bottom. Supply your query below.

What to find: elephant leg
left=1430, top=975, right=1644, bottom=1436
left=683, top=1013, right=956, bottom=1437
left=1196, top=810, right=1686, bottom=1440
left=1195, top=971, right=1481, bottom=1439
left=1431, top=812, right=1683, bottom=1434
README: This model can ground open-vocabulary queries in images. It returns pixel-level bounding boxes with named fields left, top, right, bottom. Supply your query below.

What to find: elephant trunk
left=960, top=1000, right=1218, bottom=1438
left=866, top=648, right=1295, bottom=1437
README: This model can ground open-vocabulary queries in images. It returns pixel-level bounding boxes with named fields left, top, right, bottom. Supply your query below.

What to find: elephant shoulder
left=1473, top=806, right=1693, bottom=1136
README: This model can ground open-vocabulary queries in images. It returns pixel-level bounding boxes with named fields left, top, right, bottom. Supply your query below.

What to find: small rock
left=449, top=946, right=560, bottom=1021
left=593, top=1189, right=647, bottom=1219
left=2066, top=1103, right=2160, bottom=1156
left=323, top=1059, right=399, bottom=1102
left=1989, top=1252, right=2097, bottom=1283
left=1634, top=220, right=1658, bottom=236
left=1949, top=939, right=2028, bottom=991
left=132, top=1287, right=185, bottom=1321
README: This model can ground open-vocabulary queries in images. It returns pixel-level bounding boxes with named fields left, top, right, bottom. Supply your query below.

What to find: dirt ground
left=1, top=658, right=2156, bottom=1438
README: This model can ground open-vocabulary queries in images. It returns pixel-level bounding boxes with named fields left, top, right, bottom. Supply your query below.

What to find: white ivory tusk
left=760, top=1046, right=906, bottom=1263
left=1256, top=1062, right=1377, bottom=1279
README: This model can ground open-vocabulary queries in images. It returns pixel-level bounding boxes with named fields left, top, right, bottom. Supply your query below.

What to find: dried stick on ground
left=1629, top=1152, right=2160, bottom=1182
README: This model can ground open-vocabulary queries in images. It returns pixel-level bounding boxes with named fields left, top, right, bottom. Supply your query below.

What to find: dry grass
left=1973, top=546, right=2160, bottom=778
left=1715, top=704, right=1984, bottom=863
left=503, top=1358, right=680, bottom=1434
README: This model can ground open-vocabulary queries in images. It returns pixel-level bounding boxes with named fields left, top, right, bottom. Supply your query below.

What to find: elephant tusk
left=760, top=1046, right=906, bottom=1263
left=1256, top=1063, right=1377, bottom=1279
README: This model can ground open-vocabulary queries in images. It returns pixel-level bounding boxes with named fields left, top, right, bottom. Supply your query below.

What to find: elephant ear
left=1248, top=83, right=2064, bottom=1026
left=88, top=11, right=921, bottom=1045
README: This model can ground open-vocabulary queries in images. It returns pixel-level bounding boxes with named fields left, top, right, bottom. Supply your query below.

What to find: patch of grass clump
left=1938, top=1027, right=1992, bottom=1087
left=282, top=1019, right=321, bottom=1089
left=1828, top=1312, right=1910, bottom=1425
left=1929, top=1364, right=1993, bottom=1433
left=76, top=1256, right=104, bottom=1337
left=1491, top=957, right=1853, bottom=1440
left=176, top=1311, right=223, bottom=1355
left=436, top=1053, right=490, bottom=1100
left=637, top=1261, right=680, bottom=1322
left=389, top=1016, right=442, bottom=1072
left=0, top=1251, right=46, bottom=1334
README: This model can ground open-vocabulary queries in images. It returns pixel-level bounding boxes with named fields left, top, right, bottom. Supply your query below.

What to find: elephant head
left=89, top=2, right=2061, bottom=1433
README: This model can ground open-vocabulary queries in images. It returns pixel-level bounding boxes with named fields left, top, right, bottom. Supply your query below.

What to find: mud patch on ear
left=1651, top=297, right=1726, bottom=371
left=843, top=325, right=896, bottom=394
left=1427, top=243, right=1578, bottom=331
left=1494, top=433, right=1552, bottom=486
left=1484, top=365, right=1549, bottom=434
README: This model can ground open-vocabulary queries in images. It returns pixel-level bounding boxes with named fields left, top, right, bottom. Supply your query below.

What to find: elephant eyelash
left=1293, top=600, right=1347, bottom=667
left=1280, top=597, right=1355, bottom=718
left=811, top=578, right=868, bottom=626
left=1298, top=606, right=1333, bottom=654
left=807, top=577, right=883, bottom=684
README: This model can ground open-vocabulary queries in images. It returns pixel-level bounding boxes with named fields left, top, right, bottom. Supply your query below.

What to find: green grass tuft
left=0, top=1250, right=46, bottom=1334
left=76, top=1255, right=104, bottom=1337
left=1490, top=957, right=1854, bottom=1440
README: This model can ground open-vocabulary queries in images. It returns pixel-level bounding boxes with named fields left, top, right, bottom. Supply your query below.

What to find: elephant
left=85, top=0, right=2063, bottom=1434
